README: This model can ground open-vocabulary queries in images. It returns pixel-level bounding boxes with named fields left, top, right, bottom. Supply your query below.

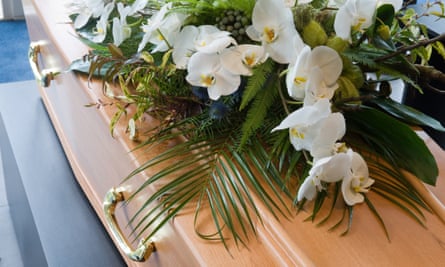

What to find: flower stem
left=157, top=29, right=173, bottom=50
left=376, top=33, right=445, bottom=62
left=277, top=74, right=290, bottom=115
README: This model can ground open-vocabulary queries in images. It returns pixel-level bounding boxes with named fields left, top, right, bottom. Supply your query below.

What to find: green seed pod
left=326, top=36, right=349, bottom=53
left=341, top=57, right=365, bottom=89
left=293, top=4, right=314, bottom=32
left=335, top=76, right=360, bottom=102
left=376, top=24, right=391, bottom=40
left=302, top=20, right=328, bottom=47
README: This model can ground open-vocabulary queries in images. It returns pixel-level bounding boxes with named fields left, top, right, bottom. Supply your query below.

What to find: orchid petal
left=297, top=176, right=319, bottom=202
left=342, top=151, right=374, bottom=206
left=173, top=26, right=199, bottom=69
left=309, top=46, right=343, bottom=86
left=221, top=45, right=267, bottom=76
left=311, top=151, right=352, bottom=183
left=286, top=45, right=311, bottom=100
left=272, top=98, right=331, bottom=131
left=209, top=68, right=241, bottom=100
left=311, top=113, right=346, bottom=160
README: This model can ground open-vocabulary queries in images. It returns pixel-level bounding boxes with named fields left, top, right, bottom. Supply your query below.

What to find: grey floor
left=0, top=129, right=24, bottom=267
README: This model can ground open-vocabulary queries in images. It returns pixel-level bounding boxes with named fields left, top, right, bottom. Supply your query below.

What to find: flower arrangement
left=68, top=0, right=445, bottom=248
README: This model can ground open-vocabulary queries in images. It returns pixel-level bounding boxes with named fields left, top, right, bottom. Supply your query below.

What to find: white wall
left=0, top=0, right=24, bottom=20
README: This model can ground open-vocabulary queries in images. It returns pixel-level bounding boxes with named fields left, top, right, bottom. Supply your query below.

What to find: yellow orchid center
left=243, top=53, right=257, bottom=67
left=351, top=177, right=364, bottom=193
left=335, top=143, right=348, bottom=153
left=94, top=26, right=104, bottom=35
left=352, top=17, right=367, bottom=32
left=200, top=74, right=215, bottom=87
left=294, top=76, right=307, bottom=85
left=198, top=40, right=206, bottom=47
left=263, top=27, right=276, bottom=43
left=290, top=128, right=304, bottom=139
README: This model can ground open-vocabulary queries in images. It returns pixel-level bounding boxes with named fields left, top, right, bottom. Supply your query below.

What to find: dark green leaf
left=69, top=58, right=113, bottom=77
left=364, top=196, right=390, bottom=241
left=376, top=4, right=395, bottom=27
left=345, top=106, right=438, bottom=185
left=371, top=97, right=445, bottom=131
left=68, top=59, right=91, bottom=75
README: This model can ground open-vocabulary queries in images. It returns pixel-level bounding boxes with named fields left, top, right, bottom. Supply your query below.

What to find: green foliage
left=342, top=44, right=421, bottom=91
left=302, top=20, right=328, bottom=47
left=239, top=59, right=275, bottom=110
left=370, top=97, right=445, bottom=132
left=239, top=71, right=280, bottom=148
left=344, top=106, right=439, bottom=185
left=122, top=116, right=291, bottom=248
left=310, top=0, right=329, bottom=9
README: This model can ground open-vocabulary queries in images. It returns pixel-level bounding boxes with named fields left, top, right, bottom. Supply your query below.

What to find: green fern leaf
left=239, top=72, right=279, bottom=148
left=240, top=59, right=275, bottom=111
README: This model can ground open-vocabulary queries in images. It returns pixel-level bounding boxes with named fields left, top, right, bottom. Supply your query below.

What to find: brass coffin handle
left=28, top=41, right=59, bottom=87
left=103, top=187, right=156, bottom=262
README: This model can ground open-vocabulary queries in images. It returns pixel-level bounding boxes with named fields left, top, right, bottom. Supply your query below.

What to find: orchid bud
left=376, top=24, right=391, bottom=41
left=335, top=77, right=360, bottom=102
left=302, top=20, right=328, bottom=47
left=326, top=36, right=348, bottom=53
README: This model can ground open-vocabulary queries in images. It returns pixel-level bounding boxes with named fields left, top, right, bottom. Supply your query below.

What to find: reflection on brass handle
left=28, top=41, right=59, bottom=87
left=103, top=187, right=156, bottom=262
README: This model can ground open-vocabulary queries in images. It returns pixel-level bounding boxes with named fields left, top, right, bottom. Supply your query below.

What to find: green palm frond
left=122, top=114, right=293, bottom=248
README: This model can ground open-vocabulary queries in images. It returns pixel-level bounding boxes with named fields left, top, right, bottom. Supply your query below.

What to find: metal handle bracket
left=28, top=41, right=60, bottom=87
left=103, top=187, right=155, bottom=262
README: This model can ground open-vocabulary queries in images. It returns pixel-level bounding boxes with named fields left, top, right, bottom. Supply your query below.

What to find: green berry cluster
left=215, top=9, right=251, bottom=43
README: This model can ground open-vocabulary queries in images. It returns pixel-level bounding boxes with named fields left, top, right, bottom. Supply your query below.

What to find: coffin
left=23, top=0, right=445, bottom=265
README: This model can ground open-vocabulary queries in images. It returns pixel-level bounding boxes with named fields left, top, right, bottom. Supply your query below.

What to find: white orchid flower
left=309, top=114, right=346, bottom=160
left=303, top=67, right=339, bottom=105
left=112, top=3, right=132, bottom=46
left=284, top=0, right=296, bottom=7
left=72, top=0, right=107, bottom=29
left=272, top=98, right=346, bottom=156
left=172, top=25, right=235, bottom=69
left=186, top=52, right=241, bottom=100
left=297, top=0, right=314, bottom=5
left=91, top=2, right=114, bottom=43
left=334, top=0, right=377, bottom=42
left=341, top=151, right=374, bottom=205
left=149, top=12, right=188, bottom=53
left=328, top=0, right=346, bottom=8
left=312, top=150, right=353, bottom=183
left=220, top=45, right=268, bottom=76
left=172, top=26, right=199, bottom=69
left=286, top=45, right=343, bottom=102
left=286, top=45, right=311, bottom=99
left=129, top=0, right=148, bottom=15
left=194, top=25, right=236, bottom=54
left=297, top=150, right=352, bottom=201
left=246, top=0, right=304, bottom=64
left=138, top=6, right=187, bottom=53
left=297, top=174, right=322, bottom=202
left=112, top=18, right=131, bottom=47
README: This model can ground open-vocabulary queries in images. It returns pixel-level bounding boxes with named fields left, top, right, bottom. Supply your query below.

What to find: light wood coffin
left=23, top=0, right=445, bottom=266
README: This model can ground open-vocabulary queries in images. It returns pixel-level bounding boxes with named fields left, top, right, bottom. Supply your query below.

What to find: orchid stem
left=376, top=33, right=445, bottom=62
left=277, top=76, right=290, bottom=115
left=157, top=29, right=173, bottom=50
